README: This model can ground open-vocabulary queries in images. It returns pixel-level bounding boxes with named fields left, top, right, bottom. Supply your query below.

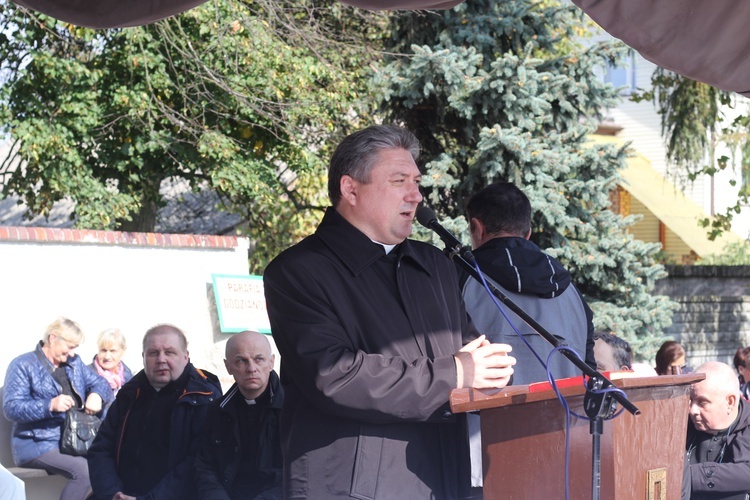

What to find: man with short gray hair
left=684, top=361, right=750, bottom=500
left=88, top=324, right=222, bottom=500
left=264, top=125, right=516, bottom=499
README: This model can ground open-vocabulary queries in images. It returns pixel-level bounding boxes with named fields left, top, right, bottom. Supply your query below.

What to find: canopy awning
left=10, top=0, right=750, bottom=97
left=10, top=0, right=461, bottom=29
left=572, top=0, right=750, bottom=98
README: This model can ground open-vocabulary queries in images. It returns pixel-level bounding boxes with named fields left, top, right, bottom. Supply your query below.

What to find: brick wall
left=652, top=266, right=750, bottom=368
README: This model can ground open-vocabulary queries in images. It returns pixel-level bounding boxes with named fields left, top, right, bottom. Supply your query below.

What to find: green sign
left=211, top=274, right=271, bottom=334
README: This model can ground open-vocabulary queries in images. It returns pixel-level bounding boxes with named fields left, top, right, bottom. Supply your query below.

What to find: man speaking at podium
left=264, top=124, right=516, bottom=499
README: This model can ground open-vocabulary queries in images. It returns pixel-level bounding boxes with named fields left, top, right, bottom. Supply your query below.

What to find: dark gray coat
left=264, top=208, right=478, bottom=499
left=685, top=398, right=750, bottom=499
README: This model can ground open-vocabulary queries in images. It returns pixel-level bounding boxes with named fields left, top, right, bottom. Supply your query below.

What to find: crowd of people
left=1, top=124, right=748, bottom=500
left=2, top=321, right=282, bottom=500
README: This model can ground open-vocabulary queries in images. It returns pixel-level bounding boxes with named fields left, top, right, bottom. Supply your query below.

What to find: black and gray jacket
left=459, top=236, right=595, bottom=385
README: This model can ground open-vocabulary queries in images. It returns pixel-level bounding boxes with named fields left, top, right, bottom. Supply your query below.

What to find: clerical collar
left=242, top=382, right=272, bottom=405
left=372, top=240, right=397, bottom=254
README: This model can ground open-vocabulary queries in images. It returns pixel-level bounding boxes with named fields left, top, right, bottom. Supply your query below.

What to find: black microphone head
left=416, top=205, right=438, bottom=228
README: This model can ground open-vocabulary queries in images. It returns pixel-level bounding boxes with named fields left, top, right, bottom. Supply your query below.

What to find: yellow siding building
left=593, top=134, right=745, bottom=264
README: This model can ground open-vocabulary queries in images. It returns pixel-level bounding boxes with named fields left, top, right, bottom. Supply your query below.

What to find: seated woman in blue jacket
left=2, top=317, right=112, bottom=500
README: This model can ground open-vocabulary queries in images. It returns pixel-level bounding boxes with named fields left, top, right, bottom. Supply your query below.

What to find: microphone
left=416, top=205, right=476, bottom=264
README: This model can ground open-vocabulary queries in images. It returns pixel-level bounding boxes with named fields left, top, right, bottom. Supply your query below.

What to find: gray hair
left=97, top=328, right=127, bottom=351
left=327, top=125, right=420, bottom=207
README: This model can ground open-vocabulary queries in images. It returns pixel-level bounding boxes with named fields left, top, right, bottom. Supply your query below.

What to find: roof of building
left=591, top=134, right=745, bottom=258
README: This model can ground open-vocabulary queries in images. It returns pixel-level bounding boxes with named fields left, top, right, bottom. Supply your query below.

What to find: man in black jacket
left=194, top=330, right=283, bottom=500
left=684, top=361, right=750, bottom=500
left=88, top=324, right=222, bottom=500
left=460, top=182, right=596, bottom=491
left=264, top=125, right=516, bottom=499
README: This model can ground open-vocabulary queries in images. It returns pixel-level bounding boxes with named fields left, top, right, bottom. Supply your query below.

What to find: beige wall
left=0, top=226, right=272, bottom=499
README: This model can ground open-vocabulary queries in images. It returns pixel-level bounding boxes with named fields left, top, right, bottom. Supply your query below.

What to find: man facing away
left=263, top=124, right=516, bottom=499
left=87, top=324, right=222, bottom=500
left=460, top=181, right=595, bottom=490
left=194, top=330, right=283, bottom=499
left=684, top=361, right=750, bottom=500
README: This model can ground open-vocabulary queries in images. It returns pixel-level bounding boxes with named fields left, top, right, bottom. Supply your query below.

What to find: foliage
left=0, top=0, right=386, bottom=270
left=371, top=0, right=675, bottom=359
left=701, top=240, right=750, bottom=265
left=632, top=69, right=750, bottom=241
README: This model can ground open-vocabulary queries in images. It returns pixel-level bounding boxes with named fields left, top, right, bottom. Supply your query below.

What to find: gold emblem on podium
left=646, top=468, right=667, bottom=500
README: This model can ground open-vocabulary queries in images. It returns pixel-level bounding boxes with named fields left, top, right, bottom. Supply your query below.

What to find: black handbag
left=33, top=348, right=102, bottom=456
left=60, top=409, right=101, bottom=456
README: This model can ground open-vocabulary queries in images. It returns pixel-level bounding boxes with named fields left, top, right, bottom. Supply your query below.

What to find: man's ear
left=224, top=358, right=231, bottom=375
left=470, top=217, right=489, bottom=247
left=524, top=228, right=532, bottom=240
left=728, top=393, right=738, bottom=411
left=340, top=175, right=358, bottom=207
left=470, top=217, right=485, bottom=239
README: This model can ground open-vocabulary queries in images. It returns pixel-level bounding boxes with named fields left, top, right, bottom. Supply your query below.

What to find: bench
left=7, top=466, right=53, bottom=479
left=1, top=387, right=65, bottom=499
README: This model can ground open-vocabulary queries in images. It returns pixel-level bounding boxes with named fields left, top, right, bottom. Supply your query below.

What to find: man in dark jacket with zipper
left=87, top=324, right=222, bottom=500
left=684, top=361, right=750, bottom=500
left=264, top=125, right=516, bottom=499
left=194, top=330, right=283, bottom=500
left=460, top=182, right=596, bottom=490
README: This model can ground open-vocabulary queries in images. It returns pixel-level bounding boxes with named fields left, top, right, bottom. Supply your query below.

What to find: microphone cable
left=469, top=257, right=627, bottom=500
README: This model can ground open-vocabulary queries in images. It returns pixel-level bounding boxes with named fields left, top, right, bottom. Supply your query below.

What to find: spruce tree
left=372, top=0, right=675, bottom=359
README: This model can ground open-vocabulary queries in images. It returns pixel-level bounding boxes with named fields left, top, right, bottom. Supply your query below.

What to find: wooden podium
left=451, top=373, right=704, bottom=500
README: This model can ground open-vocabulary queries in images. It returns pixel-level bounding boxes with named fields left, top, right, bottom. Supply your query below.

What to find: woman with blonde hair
left=88, top=328, right=133, bottom=417
left=2, top=317, right=112, bottom=500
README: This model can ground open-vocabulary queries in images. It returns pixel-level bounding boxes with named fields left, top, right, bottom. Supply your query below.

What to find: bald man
left=683, top=361, right=750, bottom=500
left=194, top=331, right=283, bottom=499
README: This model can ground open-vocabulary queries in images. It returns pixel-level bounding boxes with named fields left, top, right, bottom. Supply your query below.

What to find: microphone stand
left=448, top=246, right=639, bottom=500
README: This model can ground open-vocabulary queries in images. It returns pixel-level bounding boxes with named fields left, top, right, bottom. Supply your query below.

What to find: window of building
left=603, top=53, right=637, bottom=95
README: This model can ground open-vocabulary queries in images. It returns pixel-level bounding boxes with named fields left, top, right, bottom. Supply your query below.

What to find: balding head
left=689, top=361, right=740, bottom=433
left=143, top=324, right=188, bottom=353
left=142, top=324, right=190, bottom=390
left=224, top=331, right=275, bottom=400
left=226, top=330, right=270, bottom=358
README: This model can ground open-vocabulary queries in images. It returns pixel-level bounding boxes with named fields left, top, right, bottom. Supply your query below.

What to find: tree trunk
left=117, top=175, right=162, bottom=233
